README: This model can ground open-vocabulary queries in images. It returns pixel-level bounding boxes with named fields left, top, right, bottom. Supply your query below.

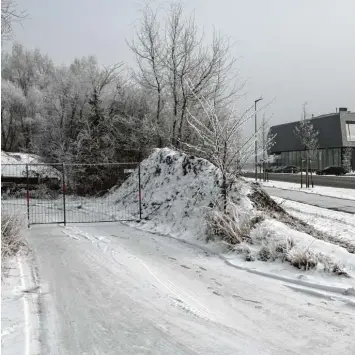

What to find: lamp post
left=254, top=97, right=263, bottom=181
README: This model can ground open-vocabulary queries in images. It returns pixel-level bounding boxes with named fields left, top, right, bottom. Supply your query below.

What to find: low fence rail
left=1, top=162, right=142, bottom=226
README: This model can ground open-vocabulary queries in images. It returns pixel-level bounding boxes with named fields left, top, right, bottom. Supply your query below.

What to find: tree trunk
left=222, top=141, right=228, bottom=212
left=305, top=148, right=309, bottom=188
left=177, top=98, right=187, bottom=148
left=156, top=89, right=163, bottom=148
left=171, top=97, right=178, bottom=147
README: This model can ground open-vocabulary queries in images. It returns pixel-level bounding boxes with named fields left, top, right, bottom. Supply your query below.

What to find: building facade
left=268, top=108, right=355, bottom=171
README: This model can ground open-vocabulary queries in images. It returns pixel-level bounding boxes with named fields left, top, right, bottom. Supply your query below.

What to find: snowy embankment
left=1, top=150, right=60, bottom=178
left=245, top=178, right=355, bottom=201
left=110, top=148, right=355, bottom=288
left=273, top=197, right=355, bottom=253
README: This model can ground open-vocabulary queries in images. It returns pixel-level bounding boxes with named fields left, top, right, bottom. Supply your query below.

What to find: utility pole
left=262, top=115, right=266, bottom=181
left=254, top=97, right=263, bottom=181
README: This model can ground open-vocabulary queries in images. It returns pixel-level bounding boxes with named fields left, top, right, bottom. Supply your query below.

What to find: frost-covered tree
left=185, top=84, right=271, bottom=210
left=1, top=79, right=27, bottom=150
left=294, top=103, right=319, bottom=187
left=129, top=5, right=167, bottom=147
left=1, top=0, right=27, bottom=41
left=129, top=2, right=240, bottom=147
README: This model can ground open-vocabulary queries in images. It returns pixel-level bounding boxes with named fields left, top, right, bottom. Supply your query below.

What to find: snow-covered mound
left=1, top=151, right=60, bottom=178
left=111, top=148, right=254, bottom=240
left=111, top=148, right=355, bottom=280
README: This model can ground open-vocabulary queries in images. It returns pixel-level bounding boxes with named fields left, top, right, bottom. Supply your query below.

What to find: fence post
left=26, top=164, right=30, bottom=228
left=62, top=163, right=67, bottom=226
left=138, top=163, right=142, bottom=220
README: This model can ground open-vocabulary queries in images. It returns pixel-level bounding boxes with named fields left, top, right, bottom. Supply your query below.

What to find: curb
left=18, top=255, right=41, bottom=355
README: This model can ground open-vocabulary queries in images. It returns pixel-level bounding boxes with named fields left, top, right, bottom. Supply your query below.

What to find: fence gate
left=1, top=162, right=142, bottom=226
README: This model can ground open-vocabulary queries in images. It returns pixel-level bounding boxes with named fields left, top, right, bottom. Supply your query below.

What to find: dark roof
left=269, top=113, right=343, bottom=153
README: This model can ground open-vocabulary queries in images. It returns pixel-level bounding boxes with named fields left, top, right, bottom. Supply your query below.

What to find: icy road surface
left=28, top=223, right=354, bottom=355
left=264, top=187, right=355, bottom=214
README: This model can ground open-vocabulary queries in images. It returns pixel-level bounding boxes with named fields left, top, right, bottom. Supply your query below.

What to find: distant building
left=268, top=108, right=355, bottom=171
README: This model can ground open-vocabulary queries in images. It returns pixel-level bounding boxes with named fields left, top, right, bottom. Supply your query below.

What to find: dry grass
left=257, top=237, right=295, bottom=262
left=286, top=247, right=318, bottom=270
left=205, top=199, right=262, bottom=245
left=1, top=213, right=27, bottom=277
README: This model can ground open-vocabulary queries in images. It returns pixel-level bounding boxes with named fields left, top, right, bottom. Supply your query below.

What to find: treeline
left=1, top=44, right=156, bottom=164
left=1, top=3, right=241, bottom=164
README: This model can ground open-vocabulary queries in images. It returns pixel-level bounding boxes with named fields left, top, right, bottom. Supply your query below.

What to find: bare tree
left=294, top=103, right=319, bottom=187
left=184, top=83, right=271, bottom=210
left=1, top=0, right=27, bottom=41
left=129, top=2, right=242, bottom=148
left=165, top=4, right=239, bottom=147
left=128, top=4, right=166, bottom=147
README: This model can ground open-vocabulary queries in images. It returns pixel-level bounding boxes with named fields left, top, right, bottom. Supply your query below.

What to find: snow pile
left=111, top=148, right=254, bottom=241
left=111, top=148, right=355, bottom=279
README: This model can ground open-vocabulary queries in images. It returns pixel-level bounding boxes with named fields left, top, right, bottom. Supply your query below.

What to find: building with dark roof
left=268, top=108, right=355, bottom=171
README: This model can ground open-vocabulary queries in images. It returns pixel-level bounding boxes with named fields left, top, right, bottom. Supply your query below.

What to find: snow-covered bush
left=257, top=237, right=295, bottom=262
left=206, top=202, right=250, bottom=245
left=1, top=213, right=27, bottom=277
left=205, top=197, right=265, bottom=245
left=317, top=254, right=350, bottom=277
left=286, top=247, right=318, bottom=270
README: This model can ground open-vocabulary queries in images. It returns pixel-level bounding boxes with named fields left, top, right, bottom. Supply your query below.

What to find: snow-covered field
left=244, top=178, right=355, bottom=201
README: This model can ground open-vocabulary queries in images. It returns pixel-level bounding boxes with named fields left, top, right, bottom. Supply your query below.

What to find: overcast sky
left=7, top=0, right=355, bottom=132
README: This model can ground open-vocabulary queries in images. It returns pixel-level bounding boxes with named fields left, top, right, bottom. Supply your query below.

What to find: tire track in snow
left=137, top=258, right=215, bottom=321
left=62, top=225, right=216, bottom=322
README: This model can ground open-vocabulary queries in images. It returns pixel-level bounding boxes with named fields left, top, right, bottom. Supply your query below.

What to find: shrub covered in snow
left=1, top=213, right=27, bottom=277
left=286, top=247, right=318, bottom=270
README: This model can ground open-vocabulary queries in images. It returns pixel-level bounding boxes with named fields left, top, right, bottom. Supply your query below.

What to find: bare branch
left=1, top=0, right=28, bottom=41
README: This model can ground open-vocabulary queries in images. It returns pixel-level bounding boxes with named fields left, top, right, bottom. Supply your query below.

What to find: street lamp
left=254, top=97, right=263, bottom=181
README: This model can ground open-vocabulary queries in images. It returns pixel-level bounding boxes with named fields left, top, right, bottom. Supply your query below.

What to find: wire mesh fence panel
left=1, top=163, right=63, bottom=225
left=2, top=162, right=141, bottom=225
left=63, top=163, right=140, bottom=223
left=2, top=164, right=30, bottom=224
left=27, top=163, right=64, bottom=225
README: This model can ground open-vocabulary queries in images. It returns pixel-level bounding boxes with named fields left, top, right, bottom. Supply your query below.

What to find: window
left=346, top=122, right=355, bottom=141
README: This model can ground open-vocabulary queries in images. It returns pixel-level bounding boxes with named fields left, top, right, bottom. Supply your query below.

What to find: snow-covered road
left=27, top=223, right=355, bottom=355
left=264, top=187, right=355, bottom=214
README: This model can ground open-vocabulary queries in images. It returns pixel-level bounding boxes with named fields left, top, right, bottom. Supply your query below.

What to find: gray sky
left=7, top=0, right=355, bottom=130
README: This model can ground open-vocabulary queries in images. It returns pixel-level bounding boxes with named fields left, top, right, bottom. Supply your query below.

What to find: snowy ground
left=1, top=256, right=41, bottom=355
left=1, top=258, right=25, bottom=355
left=27, top=222, right=355, bottom=354
left=262, top=187, right=355, bottom=214
left=244, top=178, right=355, bottom=201
left=272, top=197, right=355, bottom=253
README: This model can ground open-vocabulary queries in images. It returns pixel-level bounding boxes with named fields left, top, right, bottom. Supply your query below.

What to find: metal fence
left=1, top=162, right=142, bottom=226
